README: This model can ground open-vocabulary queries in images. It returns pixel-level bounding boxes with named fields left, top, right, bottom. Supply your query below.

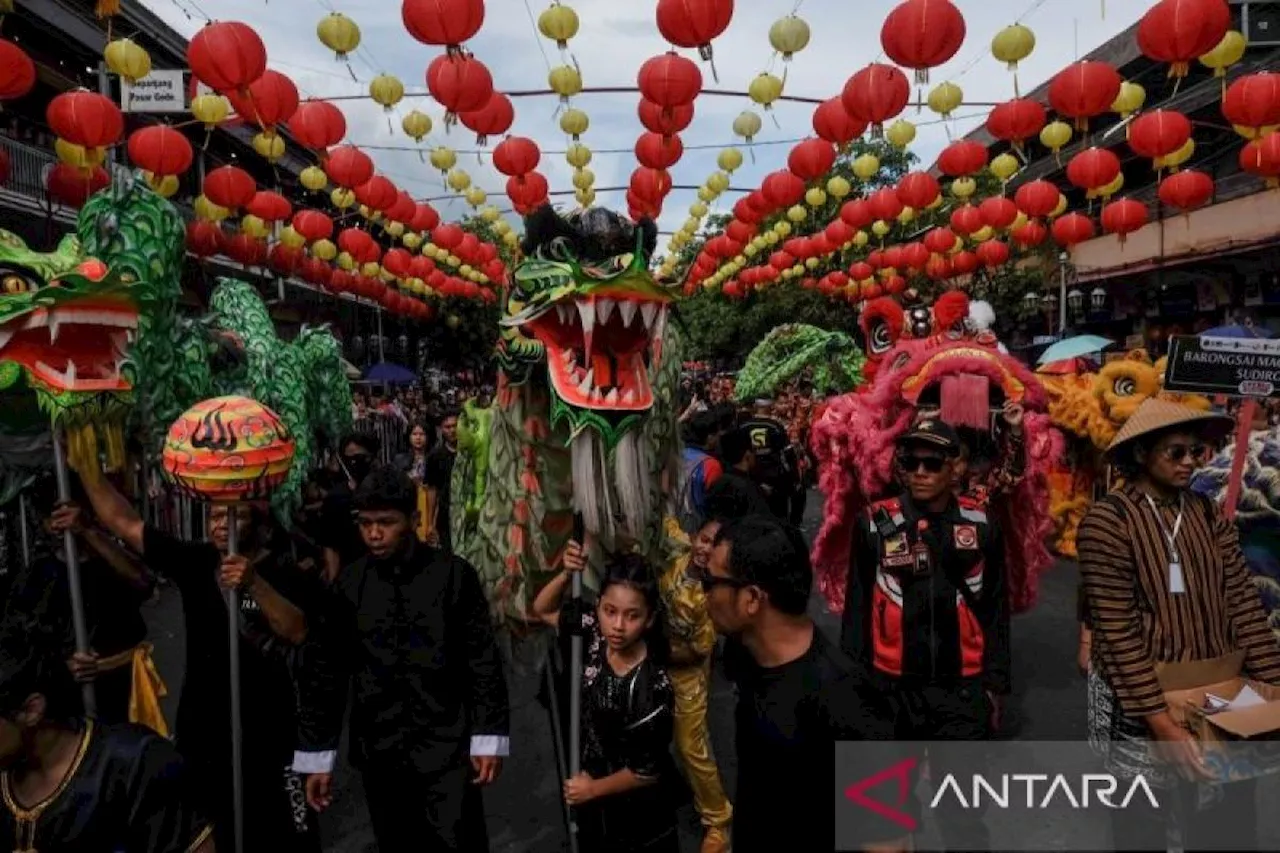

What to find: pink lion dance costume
left=812, top=291, right=1061, bottom=616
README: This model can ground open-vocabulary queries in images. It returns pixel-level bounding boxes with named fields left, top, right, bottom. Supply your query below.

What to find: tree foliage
left=420, top=214, right=507, bottom=370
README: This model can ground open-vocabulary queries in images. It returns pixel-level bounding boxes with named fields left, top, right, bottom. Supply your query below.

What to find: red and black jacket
left=840, top=494, right=1011, bottom=694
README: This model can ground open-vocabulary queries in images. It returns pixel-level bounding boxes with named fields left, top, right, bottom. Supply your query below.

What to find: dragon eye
left=545, top=237, right=574, bottom=262
left=1113, top=377, right=1136, bottom=396
left=870, top=322, right=892, bottom=354
left=2, top=274, right=29, bottom=293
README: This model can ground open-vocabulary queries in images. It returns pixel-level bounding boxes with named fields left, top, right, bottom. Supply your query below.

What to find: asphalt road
left=139, top=496, right=1099, bottom=853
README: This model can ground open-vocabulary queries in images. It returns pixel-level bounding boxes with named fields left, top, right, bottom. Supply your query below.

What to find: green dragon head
left=77, top=171, right=186, bottom=308
left=502, top=205, right=673, bottom=446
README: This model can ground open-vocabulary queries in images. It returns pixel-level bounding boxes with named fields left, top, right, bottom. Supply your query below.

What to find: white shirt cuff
left=470, top=735, right=510, bottom=757
left=292, top=750, right=336, bottom=774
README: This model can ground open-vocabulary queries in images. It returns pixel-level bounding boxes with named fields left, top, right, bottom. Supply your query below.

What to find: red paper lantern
left=813, top=97, right=867, bottom=147
left=923, top=227, right=955, bottom=255
left=949, top=204, right=984, bottom=235
left=385, top=191, right=418, bottom=225
left=224, top=233, right=268, bottom=267
left=127, top=126, right=194, bottom=176
left=186, top=220, right=223, bottom=257
left=879, top=0, right=966, bottom=84
left=733, top=196, right=763, bottom=223
left=1048, top=61, right=1122, bottom=130
left=975, top=239, right=1011, bottom=268
left=288, top=100, right=347, bottom=150
left=47, top=91, right=123, bottom=148
left=985, top=99, right=1047, bottom=145
left=403, top=0, right=485, bottom=47
left=1222, top=73, right=1280, bottom=133
left=635, top=132, right=684, bottom=169
left=935, top=140, right=988, bottom=177
left=787, top=138, right=837, bottom=182
left=639, top=99, right=695, bottom=135
left=1052, top=212, right=1095, bottom=247
left=292, top=209, right=334, bottom=242
left=841, top=63, right=911, bottom=135
left=979, top=196, right=1018, bottom=230
left=455, top=233, right=480, bottom=263
left=301, top=257, right=332, bottom=288
left=338, top=228, right=378, bottom=262
left=1157, top=169, right=1214, bottom=212
left=1128, top=109, right=1192, bottom=161
left=411, top=203, right=441, bottom=232
left=325, top=146, right=374, bottom=188
left=881, top=245, right=905, bottom=270
left=951, top=250, right=979, bottom=275
left=269, top=243, right=304, bottom=275
left=925, top=255, right=953, bottom=281
left=508, top=172, right=550, bottom=208
left=770, top=251, right=795, bottom=270
left=629, top=167, right=673, bottom=203
left=637, top=52, right=703, bottom=109
left=1137, top=0, right=1230, bottom=78
left=896, top=172, right=941, bottom=210
left=1100, top=198, right=1149, bottom=242
left=382, top=247, right=413, bottom=278
left=460, top=92, right=514, bottom=145
left=840, top=199, right=873, bottom=229
left=866, top=250, right=885, bottom=270
left=493, top=136, right=541, bottom=177
left=1011, top=220, right=1048, bottom=247
left=1066, top=147, right=1122, bottom=191
left=1013, top=179, right=1060, bottom=218
left=726, top=220, right=756, bottom=244
left=762, top=170, right=806, bottom=209
left=0, top=39, right=36, bottom=100
left=849, top=261, right=875, bottom=281
left=227, top=70, right=300, bottom=131
left=901, top=242, right=930, bottom=270
left=656, top=0, right=734, bottom=59
left=203, top=165, right=257, bottom=210
left=867, top=187, right=904, bottom=222
left=187, top=21, right=267, bottom=94
left=354, top=176, right=398, bottom=211
left=1239, top=135, right=1280, bottom=184
left=246, top=190, right=291, bottom=222
left=426, top=52, right=494, bottom=117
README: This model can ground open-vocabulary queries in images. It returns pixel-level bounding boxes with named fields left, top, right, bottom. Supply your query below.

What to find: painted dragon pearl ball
left=162, top=395, right=295, bottom=503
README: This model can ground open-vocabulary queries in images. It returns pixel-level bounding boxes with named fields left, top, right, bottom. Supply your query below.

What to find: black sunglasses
left=692, top=566, right=751, bottom=593
left=898, top=455, right=947, bottom=474
left=1160, top=443, right=1208, bottom=463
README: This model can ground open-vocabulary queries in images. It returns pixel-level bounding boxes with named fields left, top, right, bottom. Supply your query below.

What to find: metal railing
left=352, top=412, right=410, bottom=467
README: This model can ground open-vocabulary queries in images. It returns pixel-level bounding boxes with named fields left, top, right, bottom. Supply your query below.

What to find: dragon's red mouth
left=527, top=295, right=668, bottom=411
left=0, top=300, right=137, bottom=392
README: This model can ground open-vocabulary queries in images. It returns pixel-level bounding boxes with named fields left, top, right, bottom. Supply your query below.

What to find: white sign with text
left=121, top=69, right=186, bottom=113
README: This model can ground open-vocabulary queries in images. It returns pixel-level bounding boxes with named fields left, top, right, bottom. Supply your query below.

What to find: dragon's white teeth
left=605, top=388, right=619, bottom=405
left=618, top=300, right=638, bottom=328
left=576, top=368, right=594, bottom=397
left=0, top=329, right=13, bottom=350
left=48, top=314, right=61, bottom=343
left=621, top=389, right=635, bottom=404
left=595, top=297, right=616, bottom=325
left=576, top=300, right=595, bottom=334
left=640, top=302, right=658, bottom=330
left=556, top=304, right=572, bottom=325
left=561, top=349, right=575, bottom=367
left=589, top=388, right=604, bottom=403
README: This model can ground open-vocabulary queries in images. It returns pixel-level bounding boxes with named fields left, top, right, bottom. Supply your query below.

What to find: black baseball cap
left=899, top=419, right=961, bottom=457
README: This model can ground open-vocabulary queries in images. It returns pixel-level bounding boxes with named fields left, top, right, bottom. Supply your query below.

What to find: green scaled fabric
left=734, top=323, right=865, bottom=402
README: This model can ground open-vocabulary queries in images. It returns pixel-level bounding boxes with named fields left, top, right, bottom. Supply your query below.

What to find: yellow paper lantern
left=1050, top=194, right=1068, bottom=217
left=827, top=176, right=852, bottom=199
left=572, top=168, right=595, bottom=190
left=744, top=243, right=759, bottom=257
left=805, top=187, right=827, bottom=207
left=402, top=110, right=432, bottom=142
left=565, top=142, right=592, bottom=168
left=991, top=24, right=1036, bottom=69
left=682, top=217, right=700, bottom=233
left=718, top=148, right=743, bottom=173
left=689, top=201, right=708, bottom=217
left=361, top=261, right=381, bottom=278
left=871, top=220, right=891, bottom=238
left=549, top=65, right=582, bottom=100
left=446, top=169, right=471, bottom=192
left=446, top=254, right=461, bottom=268
left=805, top=257, right=820, bottom=270
left=1010, top=211, right=1028, bottom=231
left=194, top=195, right=229, bottom=222
left=424, top=243, right=441, bottom=259
left=144, top=171, right=179, bottom=198
left=312, top=239, right=337, bottom=260
left=951, top=177, right=976, bottom=199
left=764, top=231, right=780, bottom=245
left=852, top=230, right=868, bottom=248
left=560, top=108, right=589, bottom=139
left=733, top=111, right=763, bottom=143
left=1235, top=124, right=1280, bottom=140
left=787, top=205, right=807, bottom=223
left=927, top=194, right=943, bottom=211
left=989, top=153, right=1020, bottom=181
left=852, top=153, right=880, bottom=180
left=241, top=214, right=268, bottom=239
left=971, top=225, right=994, bottom=242
left=317, top=12, right=361, bottom=58
left=697, top=186, right=716, bottom=203
left=480, top=206, right=500, bottom=223
left=748, top=73, right=784, bottom=110
left=55, top=139, right=104, bottom=168
left=706, top=171, right=730, bottom=193
left=300, top=166, right=328, bottom=191
left=897, top=206, right=916, bottom=225
left=253, top=132, right=286, bottom=162
left=1111, top=81, right=1145, bottom=117
left=369, top=74, right=404, bottom=111
left=538, top=3, right=580, bottom=47
left=886, top=119, right=916, bottom=149
left=1088, top=171, right=1124, bottom=200
left=503, top=231, right=519, bottom=248
left=575, top=188, right=595, bottom=207
left=464, top=186, right=486, bottom=207
left=336, top=251, right=355, bottom=270
left=191, top=93, right=230, bottom=130
left=773, top=220, right=792, bottom=237
left=1200, top=30, right=1246, bottom=77
left=492, top=219, right=512, bottom=235
left=402, top=232, right=422, bottom=250
left=1039, top=121, right=1072, bottom=155
left=279, top=225, right=306, bottom=248
left=1157, top=138, right=1195, bottom=170
left=429, top=146, right=457, bottom=172
left=331, top=188, right=356, bottom=209
left=927, top=82, right=963, bottom=118
left=104, top=38, right=151, bottom=84
left=769, top=15, right=811, bottom=59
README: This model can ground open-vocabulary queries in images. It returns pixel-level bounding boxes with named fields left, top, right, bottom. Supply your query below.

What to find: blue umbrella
left=1200, top=324, right=1273, bottom=339
left=362, top=361, right=417, bottom=384
left=1035, top=335, right=1114, bottom=365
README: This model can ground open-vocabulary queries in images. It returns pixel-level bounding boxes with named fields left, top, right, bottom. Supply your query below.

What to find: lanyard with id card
left=1144, top=494, right=1185, bottom=594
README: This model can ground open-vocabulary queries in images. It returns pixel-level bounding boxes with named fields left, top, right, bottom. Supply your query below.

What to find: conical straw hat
left=1106, top=397, right=1234, bottom=454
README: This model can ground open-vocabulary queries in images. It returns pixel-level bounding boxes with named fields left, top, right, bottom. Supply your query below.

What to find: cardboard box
left=1165, top=678, right=1280, bottom=782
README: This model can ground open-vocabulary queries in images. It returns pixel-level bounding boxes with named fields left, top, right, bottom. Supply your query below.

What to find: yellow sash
left=98, top=642, right=170, bottom=738
left=415, top=483, right=439, bottom=544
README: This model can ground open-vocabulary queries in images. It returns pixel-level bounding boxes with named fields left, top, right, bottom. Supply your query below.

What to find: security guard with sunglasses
left=840, top=419, right=1010, bottom=852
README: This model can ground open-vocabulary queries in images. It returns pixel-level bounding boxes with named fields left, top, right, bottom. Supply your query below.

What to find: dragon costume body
left=4, top=173, right=351, bottom=522
left=459, top=205, right=680, bottom=622
left=812, top=291, right=1061, bottom=616
left=1039, top=349, right=1210, bottom=556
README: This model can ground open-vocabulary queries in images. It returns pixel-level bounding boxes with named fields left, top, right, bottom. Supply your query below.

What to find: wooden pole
left=225, top=512, right=245, bottom=853
left=1222, top=399, right=1257, bottom=521
left=52, top=431, right=95, bottom=716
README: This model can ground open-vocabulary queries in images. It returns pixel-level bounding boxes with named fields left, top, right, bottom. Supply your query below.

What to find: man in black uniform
left=841, top=420, right=1009, bottom=852
left=737, top=400, right=792, bottom=519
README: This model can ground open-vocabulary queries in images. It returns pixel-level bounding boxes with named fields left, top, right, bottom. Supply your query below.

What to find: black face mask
left=343, top=454, right=372, bottom=484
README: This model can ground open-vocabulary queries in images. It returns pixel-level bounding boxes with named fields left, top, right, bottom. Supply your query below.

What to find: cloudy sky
left=141, top=0, right=1147, bottom=250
